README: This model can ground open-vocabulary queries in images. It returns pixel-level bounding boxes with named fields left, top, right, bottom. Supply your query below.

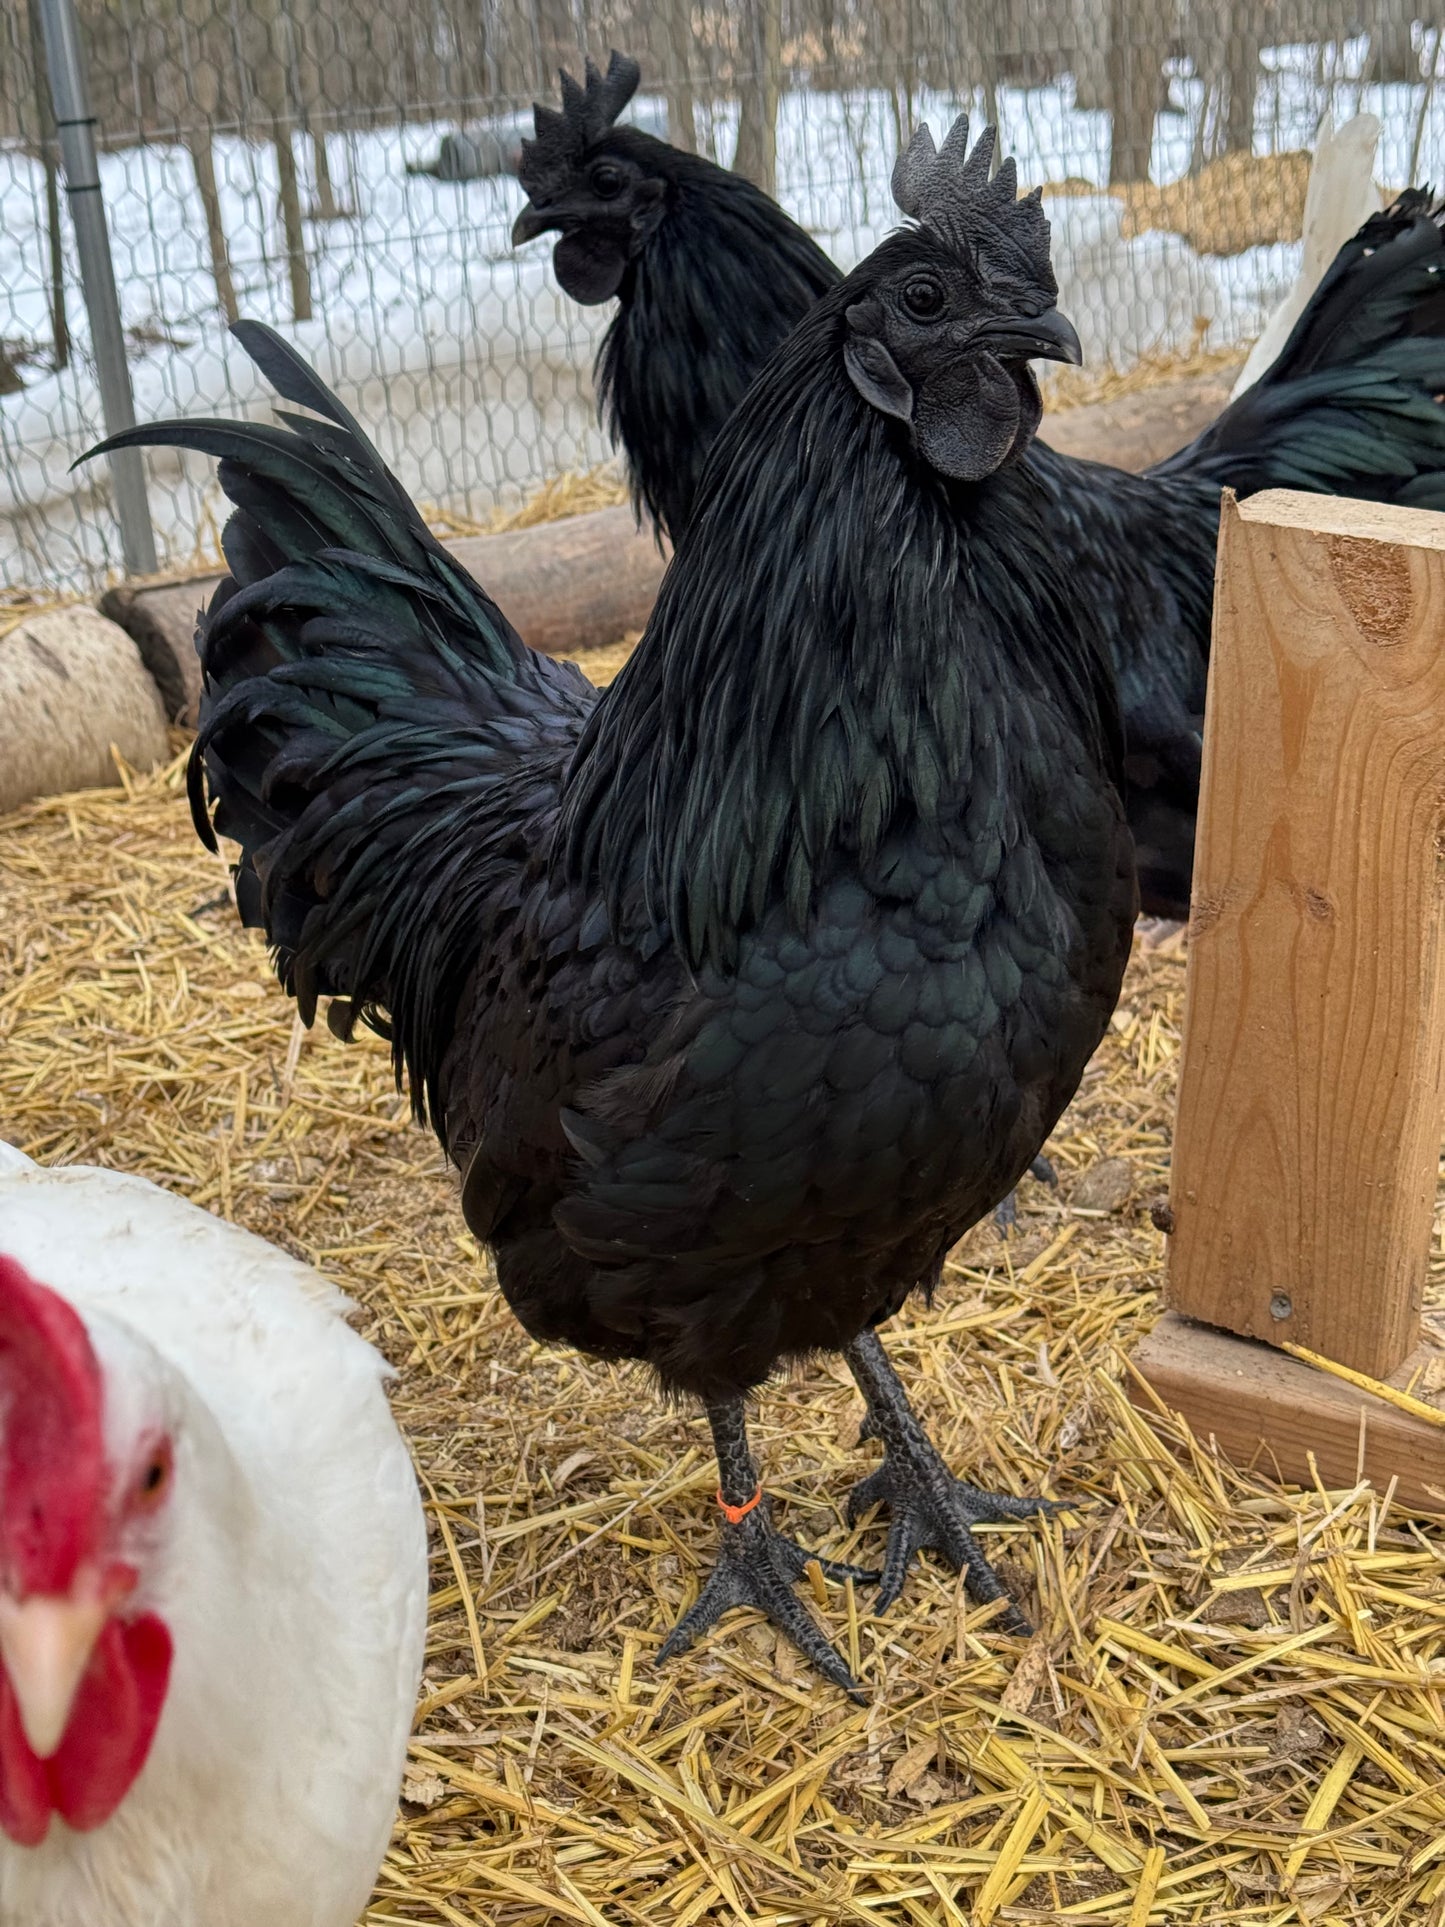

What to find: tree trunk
left=952, top=0, right=1003, bottom=127
left=166, top=0, right=237, bottom=324
left=657, top=0, right=698, bottom=152
left=1372, top=2, right=1423, bottom=84
left=0, top=343, right=22, bottom=396
left=294, top=0, right=346, bottom=217
left=186, top=133, right=239, bottom=323
left=1189, top=73, right=1216, bottom=173
left=733, top=0, right=781, bottom=197
left=1070, top=0, right=1111, bottom=113
left=274, top=125, right=313, bottom=322
left=1222, top=0, right=1260, bottom=154
left=253, top=0, right=314, bottom=322
left=1407, top=30, right=1440, bottom=186
left=41, top=151, right=68, bottom=370
left=310, top=131, right=342, bottom=218
left=1107, top=0, right=1163, bottom=184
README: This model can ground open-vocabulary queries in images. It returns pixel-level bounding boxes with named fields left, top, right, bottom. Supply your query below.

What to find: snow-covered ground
left=2, top=36, right=1442, bottom=593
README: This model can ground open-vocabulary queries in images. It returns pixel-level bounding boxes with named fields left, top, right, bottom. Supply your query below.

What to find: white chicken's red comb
left=0, top=1256, right=105, bottom=1596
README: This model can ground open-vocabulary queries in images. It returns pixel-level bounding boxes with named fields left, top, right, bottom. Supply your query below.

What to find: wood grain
left=1166, top=490, right=1445, bottom=1379
left=1132, top=1314, right=1445, bottom=1513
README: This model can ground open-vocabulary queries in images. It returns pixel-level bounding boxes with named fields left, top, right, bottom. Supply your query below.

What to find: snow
left=2, top=44, right=1442, bottom=594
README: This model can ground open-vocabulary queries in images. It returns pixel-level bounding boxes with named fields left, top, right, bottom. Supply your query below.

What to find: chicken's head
left=0, top=1255, right=173, bottom=1845
left=511, top=51, right=668, bottom=301
left=843, top=117, right=1082, bottom=482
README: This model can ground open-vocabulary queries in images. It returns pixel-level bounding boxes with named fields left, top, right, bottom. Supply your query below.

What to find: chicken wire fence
left=1, top=0, right=1442, bottom=597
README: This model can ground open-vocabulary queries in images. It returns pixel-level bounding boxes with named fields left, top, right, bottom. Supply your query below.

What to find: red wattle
left=0, top=1614, right=172, bottom=1844
left=0, top=1667, right=50, bottom=1846
left=50, top=1616, right=172, bottom=1832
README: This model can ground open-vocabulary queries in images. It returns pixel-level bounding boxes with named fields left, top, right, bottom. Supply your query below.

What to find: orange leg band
left=716, top=1484, right=763, bottom=1525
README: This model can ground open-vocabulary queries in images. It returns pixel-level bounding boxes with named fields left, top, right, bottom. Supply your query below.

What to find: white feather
left=1230, top=112, right=1383, bottom=400
left=0, top=1150, right=428, bottom=1927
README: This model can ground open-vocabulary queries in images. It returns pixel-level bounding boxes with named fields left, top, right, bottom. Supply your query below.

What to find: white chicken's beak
left=0, top=1589, right=107, bottom=1758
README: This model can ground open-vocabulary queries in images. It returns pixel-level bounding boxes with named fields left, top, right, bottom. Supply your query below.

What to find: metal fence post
left=36, top=0, right=158, bottom=575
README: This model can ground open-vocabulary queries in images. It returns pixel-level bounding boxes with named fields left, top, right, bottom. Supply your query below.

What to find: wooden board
left=1166, top=490, right=1445, bottom=1380
left=1132, top=1313, right=1445, bottom=1513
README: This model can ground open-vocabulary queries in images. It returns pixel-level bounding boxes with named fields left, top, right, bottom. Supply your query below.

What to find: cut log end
left=0, top=609, right=169, bottom=814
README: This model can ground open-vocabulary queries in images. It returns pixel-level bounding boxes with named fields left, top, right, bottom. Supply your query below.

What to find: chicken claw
left=845, top=1328, right=1064, bottom=1623
left=658, top=1399, right=877, bottom=1695
left=993, top=1154, right=1058, bottom=1235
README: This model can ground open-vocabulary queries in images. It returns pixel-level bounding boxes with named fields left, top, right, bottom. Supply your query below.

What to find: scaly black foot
left=845, top=1329, right=1062, bottom=1626
left=658, top=1399, right=878, bottom=1695
left=992, top=1154, right=1058, bottom=1234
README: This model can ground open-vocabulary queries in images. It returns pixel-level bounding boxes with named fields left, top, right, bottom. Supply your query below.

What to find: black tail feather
left=81, top=319, right=598, bottom=1130
left=1156, top=191, right=1445, bottom=509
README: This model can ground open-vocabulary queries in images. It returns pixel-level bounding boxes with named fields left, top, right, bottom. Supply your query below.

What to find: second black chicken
left=92, top=118, right=1135, bottom=1691
left=512, top=54, right=1445, bottom=920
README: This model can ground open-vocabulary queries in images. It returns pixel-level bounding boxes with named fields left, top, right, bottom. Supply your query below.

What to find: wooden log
left=97, top=575, right=210, bottom=725
left=1163, top=489, right=1445, bottom=1382
left=1133, top=1314, right=1445, bottom=1511
left=0, top=608, right=169, bottom=814
left=100, top=505, right=671, bottom=726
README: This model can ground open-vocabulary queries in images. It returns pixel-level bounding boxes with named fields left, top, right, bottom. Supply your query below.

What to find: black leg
left=844, top=1328, right=1062, bottom=1626
left=657, top=1398, right=878, bottom=1696
left=992, top=1154, right=1058, bottom=1235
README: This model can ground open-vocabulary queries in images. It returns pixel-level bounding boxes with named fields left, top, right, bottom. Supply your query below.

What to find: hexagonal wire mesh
left=0, top=0, right=1441, bottom=595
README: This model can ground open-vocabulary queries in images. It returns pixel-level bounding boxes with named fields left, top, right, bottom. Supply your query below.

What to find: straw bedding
left=4, top=677, right=1445, bottom=1925
left=1042, top=151, right=1317, bottom=257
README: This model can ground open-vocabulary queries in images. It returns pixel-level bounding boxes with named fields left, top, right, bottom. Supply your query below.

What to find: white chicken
left=0, top=1141, right=428, bottom=1927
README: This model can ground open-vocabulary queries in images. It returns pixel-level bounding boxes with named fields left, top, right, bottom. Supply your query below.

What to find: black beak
left=510, top=203, right=555, bottom=247
left=976, top=308, right=1083, bottom=367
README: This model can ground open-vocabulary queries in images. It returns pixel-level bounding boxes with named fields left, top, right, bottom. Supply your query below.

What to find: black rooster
left=511, top=54, right=838, bottom=546
left=91, top=119, right=1136, bottom=1691
left=512, top=53, right=1445, bottom=919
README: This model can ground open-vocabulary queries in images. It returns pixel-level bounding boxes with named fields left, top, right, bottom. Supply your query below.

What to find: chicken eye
left=901, top=275, right=946, bottom=322
left=590, top=162, right=625, bottom=200
left=135, top=1447, right=171, bottom=1508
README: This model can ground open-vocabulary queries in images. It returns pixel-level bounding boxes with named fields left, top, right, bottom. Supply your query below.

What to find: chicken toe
left=658, top=1400, right=875, bottom=1695
left=993, top=1154, right=1057, bottom=1234
left=845, top=1328, right=1064, bottom=1621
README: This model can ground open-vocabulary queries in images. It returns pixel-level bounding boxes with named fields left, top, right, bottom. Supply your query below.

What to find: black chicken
left=510, top=53, right=838, bottom=546
left=91, top=118, right=1136, bottom=1691
left=512, top=53, right=1445, bottom=920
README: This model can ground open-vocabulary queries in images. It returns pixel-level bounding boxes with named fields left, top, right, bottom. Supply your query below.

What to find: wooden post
left=1132, top=489, right=1445, bottom=1508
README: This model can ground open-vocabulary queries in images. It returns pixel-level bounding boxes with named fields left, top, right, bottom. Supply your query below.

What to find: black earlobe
left=843, top=332, right=914, bottom=423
